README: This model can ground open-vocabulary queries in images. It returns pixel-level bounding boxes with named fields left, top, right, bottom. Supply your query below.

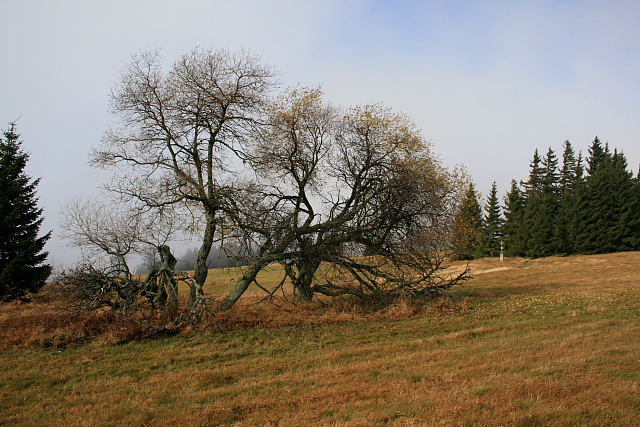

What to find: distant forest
left=135, top=244, right=240, bottom=274
left=454, top=137, right=640, bottom=260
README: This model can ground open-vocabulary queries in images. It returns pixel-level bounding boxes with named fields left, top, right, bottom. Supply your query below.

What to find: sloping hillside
left=1, top=252, right=639, bottom=426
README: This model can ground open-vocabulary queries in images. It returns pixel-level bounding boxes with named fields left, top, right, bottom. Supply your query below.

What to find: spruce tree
left=557, top=141, right=583, bottom=254
left=634, top=169, right=640, bottom=248
left=539, top=147, right=561, bottom=254
left=574, top=138, right=640, bottom=254
left=0, top=123, right=51, bottom=300
left=451, top=182, right=483, bottom=260
left=607, top=150, right=640, bottom=251
left=478, top=182, right=503, bottom=257
left=559, top=141, right=582, bottom=194
left=502, top=137, right=638, bottom=258
left=522, top=149, right=544, bottom=194
left=503, top=179, right=526, bottom=257
left=574, top=138, right=609, bottom=253
left=519, top=150, right=540, bottom=256
left=585, top=136, right=608, bottom=176
left=522, top=148, right=560, bottom=258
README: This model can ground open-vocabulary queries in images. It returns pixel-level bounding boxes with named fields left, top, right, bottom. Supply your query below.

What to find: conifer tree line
left=454, top=137, right=640, bottom=259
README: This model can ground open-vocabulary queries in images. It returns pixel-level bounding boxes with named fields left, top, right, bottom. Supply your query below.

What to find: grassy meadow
left=1, top=252, right=639, bottom=426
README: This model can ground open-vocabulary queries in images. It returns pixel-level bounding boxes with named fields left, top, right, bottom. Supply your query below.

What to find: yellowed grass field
left=1, top=252, right=639, bottom=426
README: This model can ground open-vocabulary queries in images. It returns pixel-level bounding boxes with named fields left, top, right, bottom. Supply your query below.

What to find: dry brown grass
left=1, top=252, right=639, bottom=426
left=0, top=279, right=464, bottom=351
left=0, top=297, right=178, bottom=349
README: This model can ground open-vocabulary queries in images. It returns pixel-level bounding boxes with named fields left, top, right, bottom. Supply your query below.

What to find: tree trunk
left=293, top=258, right=321, bottom=302
left=158, top=245, right=178, bottom=309
left=219, top=234, right=299, bottom=310
left=191, top=213, right=215, bottom=307
left=219, top=258, right=271, bottom=310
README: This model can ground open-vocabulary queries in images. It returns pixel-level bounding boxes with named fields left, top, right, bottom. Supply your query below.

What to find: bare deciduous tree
left=59, top=197, right=142, bottom=279
left=59, top=198, right=200, bottom=313
left=219, top=89, right=470, bottom=309
left=74, top=49, right=468, bottom=313
left=89, top=47, right=276, bottom=307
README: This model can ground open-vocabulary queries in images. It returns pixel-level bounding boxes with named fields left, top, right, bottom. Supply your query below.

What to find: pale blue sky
left=1, top=1, right=639, bottom=266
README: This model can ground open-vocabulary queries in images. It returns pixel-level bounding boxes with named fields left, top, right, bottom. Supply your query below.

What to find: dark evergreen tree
left=541, top=147, right=561, bottom=191
left=522, top=149, right=544, bottom=195
left=557, top=141, right=583, bottom=254
left=541, top=147, right=562, bottom=253
left=478, top=182, right=503, bottom=257
left=451, top=182, right=483, bottom=260
left=522, top=148, right=560, bottom=257
left=634, top=168, right=640, bottom=247
left=585, top=136, right=608, bottom=176
left=502, top=179, right=526, bottom=257
left=502, top=137, right=639, bottom=259
left=574, top=138, right=640, bottom=254
left=605, top=150, right=639, bottom=251
left=0, top=123, right=51, bottom=300
left=518, top=150, right=541, bottom=256
left=559, top=141, right=582, bottom=195
left=574, top=138, right=611, bottom=253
